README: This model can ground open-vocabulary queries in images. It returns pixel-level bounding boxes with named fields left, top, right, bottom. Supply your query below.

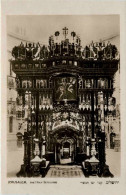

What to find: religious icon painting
left=7, top=76, right=15, bottom=89
left=54, top=77, right=77, bottom=101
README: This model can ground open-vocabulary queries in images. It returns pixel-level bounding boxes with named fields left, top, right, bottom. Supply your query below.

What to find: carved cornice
left=11, top=59, right=119, bottom=77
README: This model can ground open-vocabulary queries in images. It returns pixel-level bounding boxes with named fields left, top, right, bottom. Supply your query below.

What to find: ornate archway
left=51, top=127, right=79, bottom=164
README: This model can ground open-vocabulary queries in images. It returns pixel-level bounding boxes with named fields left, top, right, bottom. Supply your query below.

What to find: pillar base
left=98, top=164, right=114, bottom=177
left=82, top=161, right=114, bottom=177
left=83, top=156, right=99, bottom=177
left=16, top=156, right=50, bottom=177
left=16, top=164, right=34, bottom=177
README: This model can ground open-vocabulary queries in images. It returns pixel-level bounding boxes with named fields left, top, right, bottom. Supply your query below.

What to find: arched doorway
left=52, top=128, right=79, bottom=164
left=60, top=138, right=75, bottom=164
left=110, top=132, right=116, bottom=149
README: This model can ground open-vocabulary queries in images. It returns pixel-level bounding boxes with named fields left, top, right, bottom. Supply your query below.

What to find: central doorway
left=53, top=128, right=79, bottom=165
left=56, top=140, right=75, bottom=164
left=63, top=142, right=70, bottom=159
left=60, top=140, right=74, bottom=164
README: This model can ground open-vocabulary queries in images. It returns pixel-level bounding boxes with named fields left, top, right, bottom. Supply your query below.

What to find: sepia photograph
left=6, top=15, right=121, bottom=179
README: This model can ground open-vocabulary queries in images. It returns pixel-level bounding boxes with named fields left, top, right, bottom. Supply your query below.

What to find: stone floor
left=46, top=165, right=84, bottom=178
left=7, top=140, right=24, bottom=177
left=7, top=141, right=121, bottom=178
left=106, top=148, right=121, bottom=177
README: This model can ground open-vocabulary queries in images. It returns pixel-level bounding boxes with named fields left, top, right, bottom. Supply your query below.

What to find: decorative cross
left=63, top=27, right=68, bottom=39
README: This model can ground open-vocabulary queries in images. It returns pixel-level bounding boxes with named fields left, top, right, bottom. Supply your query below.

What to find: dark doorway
left=110, top=132, right=116, bottom=149
left=63, top=142, right=70, bottom=159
